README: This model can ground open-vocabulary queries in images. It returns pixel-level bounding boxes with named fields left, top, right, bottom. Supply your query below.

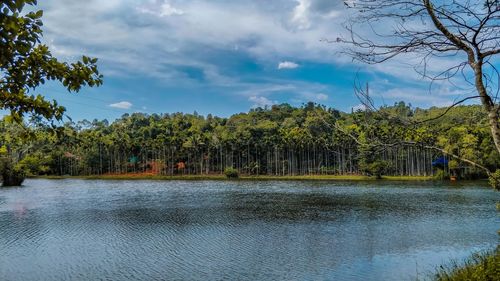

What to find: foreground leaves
left=0, top=0, right=102, bottom=122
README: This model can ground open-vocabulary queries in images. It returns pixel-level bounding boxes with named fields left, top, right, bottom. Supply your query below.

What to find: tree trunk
left=424, top=0, right=500, bottom=157
left=2, top=174, right=25, bottom=186
left=473, top=62, right=500, bottom=155
left=487, top=110, right=500, bottom=155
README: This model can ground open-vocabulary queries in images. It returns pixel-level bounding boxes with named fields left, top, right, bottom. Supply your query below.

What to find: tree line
left=1, top=102, right=498, bottom=180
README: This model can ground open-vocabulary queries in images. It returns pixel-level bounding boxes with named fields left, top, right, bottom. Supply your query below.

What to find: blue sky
left=32, top=0, right=488, bottom=121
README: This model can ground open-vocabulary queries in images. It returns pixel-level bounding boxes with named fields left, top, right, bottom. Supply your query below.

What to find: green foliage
left=434, top=249, right=499, bottom=281
left=0, top=157, right=26, bottom=186
left=488, top=170, right=500, bottom=191
left=224, top=167, right=239, bottom=179
left=0, top=103, right=498, bottom=180
left=0, top=0, right=103, bottom=121
left=360, top=160, right=391, bottom=179
left=448, top=159, right=460, bottom=170
left=434, top=169, right=449, bottom=180
left=17, top=152, right=52, bottom=176
left=0, top=0, right=103, bottom=182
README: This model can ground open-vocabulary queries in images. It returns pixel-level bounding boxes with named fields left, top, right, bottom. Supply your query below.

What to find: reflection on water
left=0, top=180, right=498, bottom=281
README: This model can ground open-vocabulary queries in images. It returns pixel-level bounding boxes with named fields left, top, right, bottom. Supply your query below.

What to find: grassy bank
left=434, top=248, right=499, bottom=281
left=34, top=174, right=435, bottom=181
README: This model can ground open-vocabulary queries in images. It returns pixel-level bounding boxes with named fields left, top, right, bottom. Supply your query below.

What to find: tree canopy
left=341, top=0, right=500, bottom=154
left=0, top=0, right=102, bottom=121
left=1, top=103, right=498, bottom=182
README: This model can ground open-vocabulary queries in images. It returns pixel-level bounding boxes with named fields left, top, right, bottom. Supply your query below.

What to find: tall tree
left=340, top=0, right=500, bottom=155
left=0, top=0, right=102, bottom=186
left=1, top=0, right=102, bottom=121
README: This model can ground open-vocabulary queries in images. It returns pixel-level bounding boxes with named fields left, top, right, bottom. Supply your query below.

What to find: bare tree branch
left=413, top=96, right=482, bottom=124
left=336, top=0, right=500, bottom=155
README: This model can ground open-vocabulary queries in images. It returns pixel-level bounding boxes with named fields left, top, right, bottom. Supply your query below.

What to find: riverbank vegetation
left=1, top=102, right=499, bottom=185
left=434, top=248, right=499, bottom=281
left=34, top=174, right=435, bottom=181
left=0, top=0, right=101, bottom=186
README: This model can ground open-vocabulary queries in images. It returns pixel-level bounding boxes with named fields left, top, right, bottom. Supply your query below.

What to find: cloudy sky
left=33, top=0, right=482, bottom=121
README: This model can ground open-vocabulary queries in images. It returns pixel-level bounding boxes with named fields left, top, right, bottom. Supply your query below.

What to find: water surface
left=0, top=179, right=498, bottom=280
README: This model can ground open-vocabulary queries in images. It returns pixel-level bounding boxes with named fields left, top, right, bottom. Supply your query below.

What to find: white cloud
left=238, top=84, right=297, bottom=97
left=159, top=3, right=184, bottom=16
left=37, top=0, right=456, bottom=88
left=278, top=61, right=299, bottom=69
left=290, top=0, right=343, bottom=30
left=249, top=96, right=277, bottom=108
left=40, top=0, right=344, bottom=79
left=109, top=101, right=133, bottom=109
left=138, top=2, right=184, bottom=17
left=299, top=92, right=329, bottom=102
left=291, top=0, right=312, bottom=30
left=36, top=0, right=479, bottom=112
left=351, top=104, right=367, bottom=112
left=314, top=93, right=328, bottom=101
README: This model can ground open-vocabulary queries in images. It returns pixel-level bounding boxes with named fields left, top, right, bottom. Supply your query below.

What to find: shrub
left=434, top=248, right=499, bottom=281
left=224, top=167, right=239, bottom=179
left=488, top=170, right=500, bottom=191
left=361, top=160, right=391, bottom=179
left=1, top=158, right=26, bottom=187
left=17, top=153, right=52, bottom=176
left=434, top=169, right=449, bottom=180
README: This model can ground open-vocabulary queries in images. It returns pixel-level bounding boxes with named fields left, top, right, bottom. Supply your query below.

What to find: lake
left=0, top=179, right=498, bottom=281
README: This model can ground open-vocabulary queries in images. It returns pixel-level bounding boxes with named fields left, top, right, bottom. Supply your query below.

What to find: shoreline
left=31, top=174, right=442, bottom=181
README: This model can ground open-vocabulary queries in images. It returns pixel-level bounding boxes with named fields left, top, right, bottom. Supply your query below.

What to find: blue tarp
left=129, top=156, right=138, bottom=164
left=432, top=156, right=448, bottom=167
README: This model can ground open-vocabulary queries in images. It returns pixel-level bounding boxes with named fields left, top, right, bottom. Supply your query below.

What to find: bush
left=434, top=248, right=499, bottom=281
left=224, top=167, right=239, bottom=179
left=434, top=169, right=449, bottom=180
left=17, top=153, right=52, bottom=176
left=1, top=158, right=26, bottom=187
left=488, top=170, right=500, bottom=191
left=361, top=160, right=391, bottom=179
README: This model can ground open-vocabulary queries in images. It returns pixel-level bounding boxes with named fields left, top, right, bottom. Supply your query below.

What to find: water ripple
left=0, top=179, right=497, bottom=281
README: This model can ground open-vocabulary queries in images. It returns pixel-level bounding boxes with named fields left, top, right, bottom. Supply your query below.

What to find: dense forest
left=1, top=102, right=498, bottom=179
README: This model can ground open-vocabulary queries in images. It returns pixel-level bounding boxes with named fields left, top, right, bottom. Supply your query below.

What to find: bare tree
left=339, top=0, right=500, bottom=155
